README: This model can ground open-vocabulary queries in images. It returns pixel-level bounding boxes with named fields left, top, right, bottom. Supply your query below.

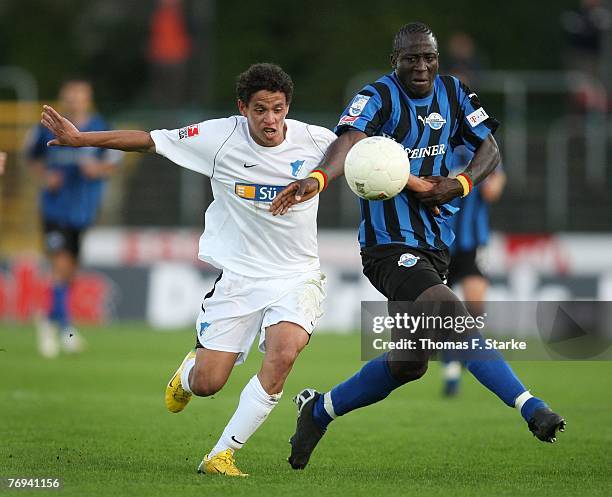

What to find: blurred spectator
left=444, top=31, right=486, bottom=87
left=147, top=0, right=193, bottom=106
left=25, top=79, right=121, bottom=358
left=561, top=0, right=611, bottom=112
left=0, top=151, right=6, bottom=175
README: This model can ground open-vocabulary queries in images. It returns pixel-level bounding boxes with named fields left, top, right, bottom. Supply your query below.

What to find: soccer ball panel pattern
left=344, top=136, right=410, bottom=201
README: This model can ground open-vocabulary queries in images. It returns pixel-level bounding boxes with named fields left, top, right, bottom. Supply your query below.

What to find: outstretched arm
left=41, top=105, right=155, bottom=153
left=270, top=130, right=365, bottom=215
left=270, top=129, right=434, bottom=215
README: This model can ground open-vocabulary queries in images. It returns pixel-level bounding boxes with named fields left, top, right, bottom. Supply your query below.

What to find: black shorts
left=361, top=243, right=450, bottom=302
left=43, top=221, right=84, bottom=257
left=447, top=249, right=484, bottom=287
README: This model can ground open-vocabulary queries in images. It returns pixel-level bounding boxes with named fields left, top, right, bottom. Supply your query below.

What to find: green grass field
left=1, top=324, right=610, bottom=497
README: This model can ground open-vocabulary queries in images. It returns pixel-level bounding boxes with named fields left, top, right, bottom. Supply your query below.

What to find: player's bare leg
left=165, top=347, right=237, bottom=413
left=202, top=322, right=309, bottom=476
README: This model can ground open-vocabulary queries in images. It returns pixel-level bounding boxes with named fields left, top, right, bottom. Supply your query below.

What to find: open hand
left=41, top=105, right=82, bottom=147
left=270, top=177, right=320, bottom=216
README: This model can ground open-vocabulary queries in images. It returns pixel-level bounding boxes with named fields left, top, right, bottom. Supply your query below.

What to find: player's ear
left=390, top=52, right=397, bottom=69
left=237, top=99, right=247, bottom=117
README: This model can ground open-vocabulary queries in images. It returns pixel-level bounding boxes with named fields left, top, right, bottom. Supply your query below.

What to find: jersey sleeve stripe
left=306, top=125, right=326, bottom=156
left=211, top=116, right=239, bottom=177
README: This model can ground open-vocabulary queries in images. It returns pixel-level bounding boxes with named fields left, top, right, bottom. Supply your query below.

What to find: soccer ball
left=344, top=136, right=410, bottom=201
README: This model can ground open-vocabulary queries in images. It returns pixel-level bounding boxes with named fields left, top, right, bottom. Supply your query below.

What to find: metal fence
left=1, top=67, right=610, bottom=257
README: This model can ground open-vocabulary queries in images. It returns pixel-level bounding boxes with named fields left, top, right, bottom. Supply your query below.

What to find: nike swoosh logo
left=231, top=435, right=245, bottom=445
left=243, top=163, right=258, bottom=168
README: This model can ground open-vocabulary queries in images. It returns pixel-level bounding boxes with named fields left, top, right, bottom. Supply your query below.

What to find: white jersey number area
left=150, top=116, right=336, bottom=278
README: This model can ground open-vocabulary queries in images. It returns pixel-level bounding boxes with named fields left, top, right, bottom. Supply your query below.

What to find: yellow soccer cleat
left=197, top=449, right=248, bottom=477
left=165, top=350, right=196, bottom=413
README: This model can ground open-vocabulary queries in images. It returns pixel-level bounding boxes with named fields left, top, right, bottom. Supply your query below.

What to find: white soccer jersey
left=150, top=116, right=336, bottom=278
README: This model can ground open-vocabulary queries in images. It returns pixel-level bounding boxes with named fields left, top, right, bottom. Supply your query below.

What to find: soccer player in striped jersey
left=442, top=146, right=506, bottom=396
left=26, top=79, right=121, bottom=358
left=272, top=22, right=565, bottom=469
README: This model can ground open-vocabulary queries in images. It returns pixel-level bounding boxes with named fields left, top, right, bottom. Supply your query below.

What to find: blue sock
left=465, top=336, right=529, bottom=408
left=520, top=397, right=548, bottom=422
left=312, top=353, right=402, bottom=430
left=48, top=284, right=70, bottom=331
left=444, top=378, right=460, bottom=396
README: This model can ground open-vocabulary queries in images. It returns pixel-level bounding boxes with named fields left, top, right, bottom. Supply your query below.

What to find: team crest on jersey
left=290, top=160, right=305, bottom=177
left=178, top=124, right=199, bottom=139
left=418, top=112, right=446, bottom=130
left=349, top=94, right=371, bottom=116
left=398, top=253, right=420, bottom=268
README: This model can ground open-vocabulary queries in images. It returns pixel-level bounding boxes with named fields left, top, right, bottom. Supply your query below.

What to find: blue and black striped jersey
left=26, top=115, right=115, bottom=229
left=448, top=146, right=498, bottom=253
left=335, top=72, right=499, bottom=251
left=449, top=187, right=489, bottom=253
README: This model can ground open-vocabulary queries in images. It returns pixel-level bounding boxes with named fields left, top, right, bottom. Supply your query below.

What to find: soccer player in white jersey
left=40, top=63, right=337, bottom=477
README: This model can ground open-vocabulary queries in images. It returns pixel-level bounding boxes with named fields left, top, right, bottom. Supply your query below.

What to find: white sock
left=443, top=361, right=462, bottom=381
left=209, top=375, right=282, bottom=457
left=180, top=358, right=196, bottom=394
left=514, top=390, right=533, bottom=411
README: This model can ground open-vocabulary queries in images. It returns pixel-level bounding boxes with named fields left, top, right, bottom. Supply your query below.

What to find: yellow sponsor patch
left=235, top=184, right=257, bottom=199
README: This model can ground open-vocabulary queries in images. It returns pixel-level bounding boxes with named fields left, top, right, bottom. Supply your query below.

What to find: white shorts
left=195, top=269, right=326, bottom=365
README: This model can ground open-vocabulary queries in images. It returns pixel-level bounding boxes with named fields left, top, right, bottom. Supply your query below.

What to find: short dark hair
left=392, top=22, right=438, bottom=56
left=236, top=63, right=294, bottom=105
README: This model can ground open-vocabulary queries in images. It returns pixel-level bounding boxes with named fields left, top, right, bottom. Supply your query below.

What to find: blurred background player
left=0, top=151, right=6, bottom=175
left=440, top=32, right=506, bottom=396
left=25, top=79, right=120, bottom=358
left=442, top=146, right=506, bottom=396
